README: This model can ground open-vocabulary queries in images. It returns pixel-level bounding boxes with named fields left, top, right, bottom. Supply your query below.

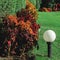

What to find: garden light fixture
left=43, top=30, right=56, bottom=58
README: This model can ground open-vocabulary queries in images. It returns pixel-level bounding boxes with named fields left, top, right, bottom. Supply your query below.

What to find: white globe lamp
left=43, top=30, right=56, bottom=58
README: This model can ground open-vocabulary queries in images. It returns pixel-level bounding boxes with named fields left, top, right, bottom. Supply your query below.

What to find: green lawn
left=34, top=12, right=60, bottom=60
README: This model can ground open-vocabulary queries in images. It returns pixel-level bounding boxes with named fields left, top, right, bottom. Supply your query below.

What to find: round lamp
left=43, top=30, right=56, bottom=58
left=43, top=30, right=56, bottom=42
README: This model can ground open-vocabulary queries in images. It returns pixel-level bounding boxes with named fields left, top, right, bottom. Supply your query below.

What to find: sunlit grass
left=35, top=12, right=60, bottom=60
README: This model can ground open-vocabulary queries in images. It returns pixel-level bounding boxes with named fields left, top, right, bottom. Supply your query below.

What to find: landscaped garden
left=0, top=0, right=60, bottom=60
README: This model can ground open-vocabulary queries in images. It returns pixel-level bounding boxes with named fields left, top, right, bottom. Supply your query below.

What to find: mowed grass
left=33, top=12, right=60, bottom=60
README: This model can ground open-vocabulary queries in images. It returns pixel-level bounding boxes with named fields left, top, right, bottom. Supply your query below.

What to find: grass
left=33, top=12, right=60, bottom=60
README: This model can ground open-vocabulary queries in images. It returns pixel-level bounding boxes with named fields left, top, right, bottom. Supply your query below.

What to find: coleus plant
left=0, top=8, right=40, bottom=56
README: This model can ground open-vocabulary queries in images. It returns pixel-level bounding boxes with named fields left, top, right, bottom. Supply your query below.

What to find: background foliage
left=0, top=0, right=59, bottom=16
left=0, top=0, right=26, bottom=16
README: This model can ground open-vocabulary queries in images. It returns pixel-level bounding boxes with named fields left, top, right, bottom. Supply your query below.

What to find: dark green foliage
left=0, top=0, right=26, bottom=16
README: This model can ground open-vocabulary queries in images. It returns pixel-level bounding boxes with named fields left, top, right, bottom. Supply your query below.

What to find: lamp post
left=43, top=30, right=56, bottom=58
